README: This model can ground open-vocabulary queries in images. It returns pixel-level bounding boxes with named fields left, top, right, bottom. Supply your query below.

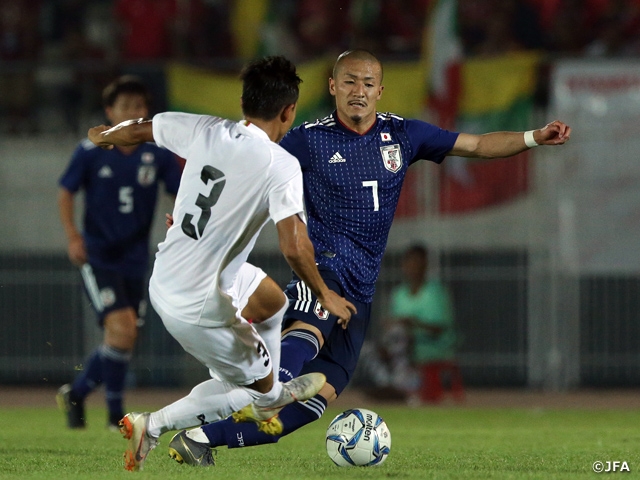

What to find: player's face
left=106, top=93, right=149, bottom=126
left=329, top=59, right=383, bottom=129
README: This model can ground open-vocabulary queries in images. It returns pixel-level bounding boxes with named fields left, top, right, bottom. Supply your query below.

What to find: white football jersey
left=149, top=112, right=304, bottom=327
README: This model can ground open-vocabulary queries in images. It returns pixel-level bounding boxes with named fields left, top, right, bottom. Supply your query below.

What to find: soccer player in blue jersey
left=168, top=49, right=571, bottom=463
left=56, top=76, right=183, bottom=430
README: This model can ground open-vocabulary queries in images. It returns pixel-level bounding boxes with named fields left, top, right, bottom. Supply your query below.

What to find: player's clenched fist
left=536, top=120, right=571, bottom=145
left=87, top=125, right=113, bottom=149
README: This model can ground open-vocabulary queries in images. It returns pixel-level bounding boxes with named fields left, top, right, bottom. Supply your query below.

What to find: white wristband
left=524, top=130, right=538, bottom=148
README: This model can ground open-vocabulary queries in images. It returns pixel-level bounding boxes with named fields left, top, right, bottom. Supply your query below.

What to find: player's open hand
left=320, top=291, right=357, bottom=329
left=536, top=120, right=571, bottom=145
left=88, top=125, right=114, bottom=149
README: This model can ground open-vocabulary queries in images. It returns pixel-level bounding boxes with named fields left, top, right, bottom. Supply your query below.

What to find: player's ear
left=329, top=77, right=336, bottom=97
left=281, top=103, right=296, bottom=124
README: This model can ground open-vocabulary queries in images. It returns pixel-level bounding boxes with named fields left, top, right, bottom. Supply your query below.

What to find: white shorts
left=151, top=263, right=271, bottom=386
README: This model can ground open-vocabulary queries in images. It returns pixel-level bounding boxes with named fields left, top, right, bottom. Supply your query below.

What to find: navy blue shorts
left=283, top=266, right=371, bottom=396
left=79, top=264, right=146, bottom=325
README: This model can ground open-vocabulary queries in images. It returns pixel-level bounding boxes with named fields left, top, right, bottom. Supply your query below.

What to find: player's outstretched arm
left=449, top=120, right=571, bottom=159
left=276, top=214, right=357, bottom=327
left=88, top=118, right=154, bottom=149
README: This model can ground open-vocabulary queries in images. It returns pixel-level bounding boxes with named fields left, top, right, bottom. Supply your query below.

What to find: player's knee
left=282, top=321, right=324, bottom=349
left=103, top=308, right=138, bottom=350
left=319, top=382, right=338, bottom=403
left=243, top=277, right=286, bottom=322
left=247, top=371, right=274, bottom=394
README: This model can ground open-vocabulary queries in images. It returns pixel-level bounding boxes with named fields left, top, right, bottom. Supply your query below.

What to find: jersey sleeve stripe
left=293, top=280, right=312, bottom=313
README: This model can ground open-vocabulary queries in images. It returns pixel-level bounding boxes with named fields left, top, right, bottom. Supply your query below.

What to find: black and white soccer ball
left=325, top=408, right=391, bottom=467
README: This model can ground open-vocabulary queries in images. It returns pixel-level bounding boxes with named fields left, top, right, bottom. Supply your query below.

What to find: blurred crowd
left=1, top=0, right=639, bottom=134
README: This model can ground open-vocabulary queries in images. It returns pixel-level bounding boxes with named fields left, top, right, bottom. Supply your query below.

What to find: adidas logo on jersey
left=98, top=165, right=113, bottom=178
left=328, top=152, right=346, bottom=163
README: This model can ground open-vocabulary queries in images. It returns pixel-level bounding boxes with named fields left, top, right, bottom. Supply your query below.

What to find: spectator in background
left=184, top=0, right=235, bottom=60
left=584, top=0, right=640, bottom=57
left=291, top=0, right=351, bottom=60
left=350, top=0, right=430, bottom=57
left=385, top=244, right=460, bottom=404
left=458, top=0, right=543, bottom=57
left=0, top=0, right=40, bottom=133
left=114, top=0, right=177, bottom=61
left=114, top=0, right=177, bottom=112
left=56, top=76, right=183, bottom=431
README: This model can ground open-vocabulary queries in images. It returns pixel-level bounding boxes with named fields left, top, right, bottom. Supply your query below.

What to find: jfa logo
left=593, top=460, right=630, bottom=473
left=380, top=144, right=402, bottom=173
left=314, top=300, right=329, bottom=320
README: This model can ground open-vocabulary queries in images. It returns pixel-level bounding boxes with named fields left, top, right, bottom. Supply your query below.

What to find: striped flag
left=438, top=52, right=541, bottom=214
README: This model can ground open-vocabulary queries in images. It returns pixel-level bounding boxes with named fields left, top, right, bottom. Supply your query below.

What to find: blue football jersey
left=59, top=139, right=182, bottom=276
left=280, top=111, right=459, bottom=302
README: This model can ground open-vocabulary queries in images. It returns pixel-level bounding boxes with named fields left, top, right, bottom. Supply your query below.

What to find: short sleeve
left=59, top=142, right=89, bottom=193
left=152, top=112, right=222, bottom=159
left=405, top=119, right=459, bottom=165
left=267, top=151, right=305, bottom=225
left=279, top=125, right=311, bottom=170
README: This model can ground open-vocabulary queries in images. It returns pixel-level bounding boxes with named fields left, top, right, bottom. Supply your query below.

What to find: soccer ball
left=325, top=408, right=391, bottom=467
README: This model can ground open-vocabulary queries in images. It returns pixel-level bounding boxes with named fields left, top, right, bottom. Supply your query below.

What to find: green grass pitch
left=1, top=404, right=639, bottom=479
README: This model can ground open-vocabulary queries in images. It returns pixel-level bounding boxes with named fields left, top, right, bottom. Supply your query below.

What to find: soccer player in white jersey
left=87, top=56, right=355, bottom=471
left=168, top=49, right=572, bottom=463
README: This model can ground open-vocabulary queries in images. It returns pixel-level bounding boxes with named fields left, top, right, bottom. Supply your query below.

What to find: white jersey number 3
left=182, top=166, right=226, bottom=240
left=362, top=180, right=379, bottom=211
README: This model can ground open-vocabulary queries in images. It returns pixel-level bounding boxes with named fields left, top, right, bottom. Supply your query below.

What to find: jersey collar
left=332, top=111, right=379, bottom=136
left=238, top=119, right=271, bottom=141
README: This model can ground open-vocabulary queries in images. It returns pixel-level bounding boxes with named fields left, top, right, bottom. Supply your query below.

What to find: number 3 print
left=182, top=166, right=226, bottom=240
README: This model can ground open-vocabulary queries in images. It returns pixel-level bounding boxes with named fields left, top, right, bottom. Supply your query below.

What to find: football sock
left=101, top=344, right=132, bottom=423
left=278, top=329, right=320, bottom=382
left=71, top=348, right=104, bottom=400
left=147, top=378, right=260, bottom=438
left=202, top=394, right=327, bottom=448
left=252, top=296, right=287, bottom=381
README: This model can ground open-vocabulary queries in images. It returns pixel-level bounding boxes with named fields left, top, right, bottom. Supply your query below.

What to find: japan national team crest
left=99, top=287, right=116, bottom=308
left=137, top=165, right=157, bottom=186
left=314, top=300, right=330, bottom=320
left=380, top=144, right=403, bottom=173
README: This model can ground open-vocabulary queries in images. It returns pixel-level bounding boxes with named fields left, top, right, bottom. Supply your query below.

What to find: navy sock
left=71, top=349, right=104, bottom=400
left=278, top=329, right=320, bottom=382
left=101, top=345, right=132, bottom=423
left=202, top=394, right=327, bottom=448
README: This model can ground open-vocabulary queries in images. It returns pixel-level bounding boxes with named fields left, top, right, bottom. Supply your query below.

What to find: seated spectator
left=384, top=244, right=460, bottom=404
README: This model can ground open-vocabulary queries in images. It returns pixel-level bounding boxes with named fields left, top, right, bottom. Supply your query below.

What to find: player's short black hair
left=102, top=75, right=152, bottom=109
left=240, top=56, right=302, bottom=121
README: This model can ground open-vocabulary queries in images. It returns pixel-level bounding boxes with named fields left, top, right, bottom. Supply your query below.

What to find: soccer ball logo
left=325, top=408, right=391, bottom=467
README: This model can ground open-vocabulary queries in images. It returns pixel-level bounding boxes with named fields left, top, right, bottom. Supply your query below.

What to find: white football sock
left=252, top=295, right=287, bottom=379
left=147, top=378, right=260, bottom=437
left=252, top=296, right=287, bottom=408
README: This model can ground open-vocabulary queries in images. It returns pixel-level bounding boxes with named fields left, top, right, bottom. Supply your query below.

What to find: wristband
left=524, top=130, right=538, bottom=148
